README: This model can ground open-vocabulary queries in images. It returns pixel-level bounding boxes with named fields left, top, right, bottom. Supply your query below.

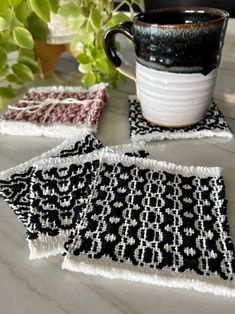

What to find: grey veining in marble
left=0, top=19, right=235, bottom=314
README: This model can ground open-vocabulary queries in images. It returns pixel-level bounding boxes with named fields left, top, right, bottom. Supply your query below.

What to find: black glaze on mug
left=104, top=7, right=229, bottom=75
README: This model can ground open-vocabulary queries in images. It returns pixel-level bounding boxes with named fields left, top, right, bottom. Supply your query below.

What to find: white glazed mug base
left=136, top=62, right=217, bottom=127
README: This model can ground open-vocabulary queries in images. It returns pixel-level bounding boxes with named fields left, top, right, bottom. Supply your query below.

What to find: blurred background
left=115, top=0, right=235, bottom=16
left=145, top=1, right=235, bottom=16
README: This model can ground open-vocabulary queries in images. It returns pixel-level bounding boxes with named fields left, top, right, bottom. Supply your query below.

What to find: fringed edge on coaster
left=27, top=230, right=71, bottom=259
left=28, top=83, right=108, bottom=94
left=0, top=130, right=93, bottom=179
left=32, top=143, right=147, bottom=171
left=100, top=152, right=222, bottom=178
left=62, top=255, right=235, bottom=298
left=0, top=120, right=96, bottom=138
left=131, top=130, right=233, bottom=143
left=32, top=149, right=221, bottom=178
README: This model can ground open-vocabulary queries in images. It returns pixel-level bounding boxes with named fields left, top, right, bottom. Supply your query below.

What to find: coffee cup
left=104, top=7, right=229, bottom=127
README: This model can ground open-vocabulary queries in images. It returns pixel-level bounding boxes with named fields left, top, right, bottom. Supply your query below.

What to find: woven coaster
left=0, top=84, right=107, bottom=138
left=62, top=152, right=235, bottom=297
left=27, top=144, right=148, bottom=259
left=0, top=131, right=103, bottom=228
left=129, top=96, right=233, bottom=142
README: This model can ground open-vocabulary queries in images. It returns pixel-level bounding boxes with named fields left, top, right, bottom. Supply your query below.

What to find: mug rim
left=134, top=7, right=230, bottom=29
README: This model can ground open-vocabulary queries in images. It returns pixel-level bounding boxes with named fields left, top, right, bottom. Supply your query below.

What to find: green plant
left=0, top=0, right=59, bottom=110
left=59, top=0, right=144, bottom=87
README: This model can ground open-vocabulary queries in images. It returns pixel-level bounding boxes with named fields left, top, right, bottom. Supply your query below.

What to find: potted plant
left=59, top=0, right=144, bottom=87
left=0, top=0, right=60, bottom=110
left=0, top=0, right=144, bottom=111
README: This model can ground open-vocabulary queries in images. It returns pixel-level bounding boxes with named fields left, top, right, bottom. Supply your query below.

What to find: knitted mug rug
left=0, top=84, right=107, bottom=138
left=62, top=152, right=235, bottom=298
left=129, top=96, right=233, bottom=142
left=0, top=132, right=103, bottom=228
left=27, top=145, right=149, bottom=259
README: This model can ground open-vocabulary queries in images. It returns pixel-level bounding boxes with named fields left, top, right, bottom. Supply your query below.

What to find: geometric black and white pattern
left=0, top=133, right=103, bottom=228
left=63, top=153, right=235, bottom=297
left=27, top=147, right=149, bottom=259
left=129, top=96, right=233, bottom=142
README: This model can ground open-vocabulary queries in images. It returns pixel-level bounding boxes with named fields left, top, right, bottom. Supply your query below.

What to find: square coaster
left=63, top=152, right=235, bottom=297
left=0, top=131, right=103, bottom=228
left=27, top=144, right=148, bottom=259
left=0, top=84, right=107, bottom=138
left=129, top=96, right=233, bottom=142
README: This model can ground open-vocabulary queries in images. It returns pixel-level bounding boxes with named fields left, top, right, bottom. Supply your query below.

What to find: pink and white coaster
left=0, top=84, right=107, bottom=138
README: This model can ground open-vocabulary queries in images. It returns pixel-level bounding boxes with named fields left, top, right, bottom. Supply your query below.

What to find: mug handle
left=104, top=21, right=136, bottom=81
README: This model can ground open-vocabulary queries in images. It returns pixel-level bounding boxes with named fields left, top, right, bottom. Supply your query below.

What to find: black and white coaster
left=129, top=96, right=233, bottom=142
left=0, top=131, right=103, bottom=228
left=63, top=152, right=235, bottom=298
left=27, top=144, right=148, bottom=259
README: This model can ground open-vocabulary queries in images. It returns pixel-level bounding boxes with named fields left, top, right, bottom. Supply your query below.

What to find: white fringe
left=0, top=120, right=96, bottom=138
left=0, top=130, right=91, bottom=179
left=32, top=143, right=147, bottom=171
left=99, top=152, right=222, bottom=178
left=131, top=130, right=233, bottom=143
left=32, top=149, right=221, bottom=178
left=62, top=255, right=235, bottom=298
left=28, top=83, right=108, bottom=94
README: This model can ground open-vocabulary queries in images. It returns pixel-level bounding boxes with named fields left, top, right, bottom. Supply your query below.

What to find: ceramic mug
left=104, top=7, right=229, bottom=127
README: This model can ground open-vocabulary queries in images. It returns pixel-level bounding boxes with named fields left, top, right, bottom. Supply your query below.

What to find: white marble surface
left=1, top=19, right=235, bottom=314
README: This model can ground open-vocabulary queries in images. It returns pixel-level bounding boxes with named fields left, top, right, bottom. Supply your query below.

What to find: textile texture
left=0, top=84, right=107, bottom=137
left=129, top=96, right=233, bottom=142
left=27, top=146, right=149, bottom=259
left=63, top=153, right=235, bottom=297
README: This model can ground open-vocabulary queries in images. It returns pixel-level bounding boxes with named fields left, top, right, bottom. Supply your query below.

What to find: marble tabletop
left=1, top=20, right=235, bottom=314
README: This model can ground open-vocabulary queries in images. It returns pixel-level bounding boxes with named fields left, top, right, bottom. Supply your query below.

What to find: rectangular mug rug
left=0, top=84, right=107, bottom=138
left=27, top=144, right=149, bottom=259
left=0, top=131, right=103, bottom=228
left=62, top=152, right=235, bottom=298
left=129, top=96, right=233, bottom=142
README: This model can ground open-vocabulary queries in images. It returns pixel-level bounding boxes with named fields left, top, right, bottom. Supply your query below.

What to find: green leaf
left=27, top=13, right=48, bottom=41
left=9, top=0, right=22, bottom=7
left=1, top=41, right=18, bottom=52
left=70, top=33, right=94, bottom=51
left=86, top=20, right=95, bottom=33
left=13, top=26, right=34, bottom=49
left=108, top=13, right=130, bottom=27
left=4, top=9, right=21, bottom=29
left=19, top=47, right=35, bottom=59
left=18, top=56, right=40, bottom=73
left=0, top=17, right=8, bottom=31
left=78, top=63, right=92, bottom=73
left=76, top=53, right=90, bottom=64
left=0, top=86, right=15, bottom=99
left=6, top=73, right=23, bottom=84
left=0, top=0, right=10, bottom=16
left=12, top=63, right=34, bottom=82
left=48, top=0, right=59, bottom=13
left=15, top=0, right=31, bottom=23
left=29, top=0, right=50, bottom=22
left=68, top=15, right=86, bottom=31
left=0, top=65, right=9, bottom=77
left=81, top=71, right=96, bottom=88
left=59, top=2, right=80, bottom=18
left=0, top=47, right=7, bottom=70
left=90, top=8, right=102, bottom=29
left=0, top=97, right=3, bottom=111
left=0, top=32, right=10, bottom=43
left=96, top=58, right=110, bottom=73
